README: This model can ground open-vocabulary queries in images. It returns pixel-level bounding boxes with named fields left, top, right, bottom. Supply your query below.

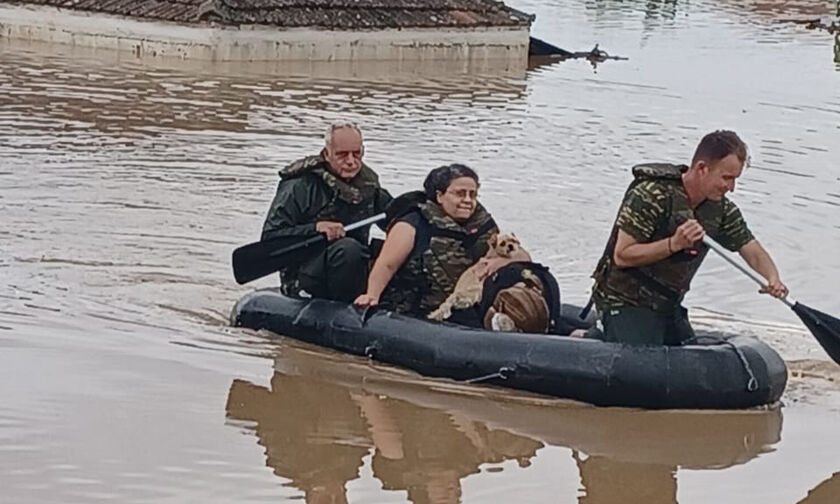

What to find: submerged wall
left=0, top=3, right=530, bottom=64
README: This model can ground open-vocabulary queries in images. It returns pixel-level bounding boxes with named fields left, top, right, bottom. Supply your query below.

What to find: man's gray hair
left=324, top=121, right=362, bottom=147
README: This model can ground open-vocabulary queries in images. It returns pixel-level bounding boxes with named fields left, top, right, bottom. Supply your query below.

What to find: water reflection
left=575, top=0, right=840, bottom=63
left=723, top=0, right=835, bottom=17
left=365, top=397, right=540, bottom=504
left=225, top=344, right=782, bottom=504
left=585, top=0, right=679, bottom=21
left=225, top=371, right=541, bottom=503
left=226, top=375, right=369, bottom=503
left=0, top=43, right=528, bottom=138
left=588, top=0, right=838, bottom=18
left=798, top=472, right=840, bottom=504
left=575, top=453, right=676, bottom=504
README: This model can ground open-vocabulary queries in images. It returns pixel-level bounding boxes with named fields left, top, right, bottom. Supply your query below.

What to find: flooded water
left=2, top=0, right=840, bottom=502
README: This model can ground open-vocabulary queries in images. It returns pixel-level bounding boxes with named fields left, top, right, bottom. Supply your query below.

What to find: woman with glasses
left=354, top=164, right=498, bottom=324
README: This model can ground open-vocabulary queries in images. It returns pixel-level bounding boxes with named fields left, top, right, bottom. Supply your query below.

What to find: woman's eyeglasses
left=446, top=188, right=478, bottom=200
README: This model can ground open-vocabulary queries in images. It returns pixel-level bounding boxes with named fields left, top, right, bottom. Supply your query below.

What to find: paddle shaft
left=340, top=212, right=386, bottom=232
left=268, top=212, right=386, bottom=258
left=232, top=213, right=388, bottom=284
left=704, top=237, right=840, bottom=366
left=702, top=236, right=796, bottom=307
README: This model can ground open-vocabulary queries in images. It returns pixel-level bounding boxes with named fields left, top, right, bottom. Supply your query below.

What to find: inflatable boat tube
left=231, top=288, right=787, bottom=409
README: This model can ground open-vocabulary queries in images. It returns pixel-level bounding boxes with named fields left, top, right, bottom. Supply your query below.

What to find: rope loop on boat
left=723, top=339, right=759, bottom=392
left=465, top=366, right=516, bottom=384
left=684, top=336, right=759, bottom=392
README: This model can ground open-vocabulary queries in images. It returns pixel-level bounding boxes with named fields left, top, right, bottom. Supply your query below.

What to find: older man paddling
left=262, top=121, right=392, bottom=302
left=589, top=130, right=788, bottom=345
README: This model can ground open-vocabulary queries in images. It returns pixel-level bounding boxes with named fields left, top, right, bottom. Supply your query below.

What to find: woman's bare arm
left=354, top=221, right=416, bottom=306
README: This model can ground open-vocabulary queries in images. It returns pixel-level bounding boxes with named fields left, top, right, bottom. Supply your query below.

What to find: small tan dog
left=428, top=233, right=530, bottom=321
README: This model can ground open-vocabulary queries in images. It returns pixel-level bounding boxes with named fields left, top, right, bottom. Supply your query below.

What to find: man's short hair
left=324, top=121, right=362, bottom=147
left=691, top=130, right=748, bottom=166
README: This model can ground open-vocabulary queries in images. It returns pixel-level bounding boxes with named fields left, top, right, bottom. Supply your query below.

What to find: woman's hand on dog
left=354, top=293, right=379, bottom=308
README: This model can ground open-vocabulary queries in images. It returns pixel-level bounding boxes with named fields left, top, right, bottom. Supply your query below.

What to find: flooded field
left=2, top=0, right=839, bottom=502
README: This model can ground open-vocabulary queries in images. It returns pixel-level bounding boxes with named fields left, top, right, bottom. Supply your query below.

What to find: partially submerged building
left=0, top=0, right=534, bottom=64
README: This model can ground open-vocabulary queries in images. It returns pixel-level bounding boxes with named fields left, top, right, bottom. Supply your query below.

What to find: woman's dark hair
left=423, top=163, right=480, bottom=200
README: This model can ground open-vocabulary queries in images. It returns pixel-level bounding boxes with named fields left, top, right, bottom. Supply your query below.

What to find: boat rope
left=465, top=366, right=516, bottom=384
left=364, top=345, right=377, bottom=359
left=685, top=336, right=759, bottom=392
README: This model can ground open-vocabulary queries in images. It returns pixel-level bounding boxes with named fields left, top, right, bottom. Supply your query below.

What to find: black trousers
left=298, top=237, right=370, bottom=303
left=598, top=305, right=695, bottom=346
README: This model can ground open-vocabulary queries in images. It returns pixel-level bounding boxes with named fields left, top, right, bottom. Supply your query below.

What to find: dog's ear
left=488, top=233, right=499, bottom=248
left=511, top=232, right=517, bottom=239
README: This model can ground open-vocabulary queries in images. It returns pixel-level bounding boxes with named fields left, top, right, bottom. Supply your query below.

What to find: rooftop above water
left=5, top=0, right=534, bottom=29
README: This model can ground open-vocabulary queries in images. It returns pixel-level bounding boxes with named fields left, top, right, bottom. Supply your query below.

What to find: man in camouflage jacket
left=591, top=130, right=788, bottom=345
left=262, top=122, right=392, bottom=302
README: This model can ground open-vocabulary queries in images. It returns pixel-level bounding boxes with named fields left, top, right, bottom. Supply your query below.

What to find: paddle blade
left=232, top=234, right=325, bottom=285
left=792, top=302, right=840, bottom=365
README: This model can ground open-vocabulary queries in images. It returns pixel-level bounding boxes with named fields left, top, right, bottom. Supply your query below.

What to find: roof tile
left=9, top=0, right=533, bottom=29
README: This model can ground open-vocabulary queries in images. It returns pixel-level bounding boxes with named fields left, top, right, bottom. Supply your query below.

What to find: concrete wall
left=0, top=3, right=530, bottom=64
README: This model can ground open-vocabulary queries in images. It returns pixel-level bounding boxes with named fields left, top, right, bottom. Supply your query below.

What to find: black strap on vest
left=625, top=267, right=684, bottom=307
left=581, top=260, right=686, bottom=319
left=384, top=191, right=427, bottom=229
left=579, top=297, right=596, bottom=320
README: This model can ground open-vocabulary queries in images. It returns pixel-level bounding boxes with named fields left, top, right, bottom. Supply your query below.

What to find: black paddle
left=232, top=213, right=386, bottom=285
left=704, top=237, right=840, bottom=364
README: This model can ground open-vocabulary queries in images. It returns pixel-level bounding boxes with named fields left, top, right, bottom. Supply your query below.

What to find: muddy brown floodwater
left=2, top=0, right=840, bottom=503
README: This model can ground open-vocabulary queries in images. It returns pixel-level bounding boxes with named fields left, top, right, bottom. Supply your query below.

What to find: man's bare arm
left=613, top=220, right=705, bottom=268
left=738, top=239, right=788, bottom=298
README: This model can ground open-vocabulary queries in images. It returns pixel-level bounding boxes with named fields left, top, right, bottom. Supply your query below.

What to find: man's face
left=324, top=127, right=363, bottom=180
left=699, top=153, right=744, bottom=201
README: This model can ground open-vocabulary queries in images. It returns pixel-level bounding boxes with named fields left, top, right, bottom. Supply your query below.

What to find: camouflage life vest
left=276, top=153, right=384, bottom=296
left=279, top=152, right=383, bottom=230
left=592, top=163, right=727, bottom=313
left=380, top=200, right=497, bottom=317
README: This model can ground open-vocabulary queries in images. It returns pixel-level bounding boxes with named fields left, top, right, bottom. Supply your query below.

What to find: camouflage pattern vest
left=592, top=163, right=727, bottom=313
left=277, top=154, right=383, bottom=296
left=280, top=153, right=383, bottom=236
left=380, top=200, right=497, bottom=317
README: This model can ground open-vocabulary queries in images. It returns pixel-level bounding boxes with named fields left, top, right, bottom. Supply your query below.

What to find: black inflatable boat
left=231, top=288, right=787, bottom=409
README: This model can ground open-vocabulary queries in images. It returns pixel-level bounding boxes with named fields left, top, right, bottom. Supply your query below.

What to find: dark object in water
left=786, top=17, right=839, bottom=35
left=529, top=38, right=628, bottom=68
left=231, top=289, right=787, bottom=409
left=529, top=37, right=574, bottom=57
